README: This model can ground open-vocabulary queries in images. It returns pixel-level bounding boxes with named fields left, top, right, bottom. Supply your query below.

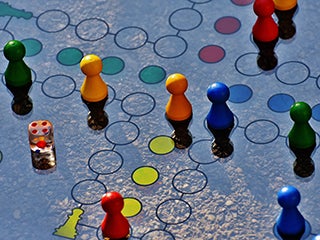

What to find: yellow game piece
left=165, top=73, right=192, bottom=121
left=80, top=54, right=108, bottom=102
left=274, top=0, right=297, bottom=11
left=54, top=207, right=84, bottom=239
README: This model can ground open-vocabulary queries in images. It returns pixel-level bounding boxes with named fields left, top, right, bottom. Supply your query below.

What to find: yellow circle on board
left=149, top=135, right=175, bottom=155
left=122, top=198, right=142, bottom=217
left=132, top=166, right=159, bottom=186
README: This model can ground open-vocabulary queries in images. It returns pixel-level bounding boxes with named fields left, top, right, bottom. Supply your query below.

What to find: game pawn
left=80, top=54, right=109, bottom=130
left=252, top=0, right=279, bottom=71
left=4, top=40, right=33, bottom=115
left=206, top=82, right=234, bottom=158
left=165, top=73, right=193, bottom=149
left=288, top=102, right=316, bottom=179
left=275, top=186, right=309, bottom=240
left=274, top=0, right=298, bottom=40
left=101, top=192, right=130, bottom=240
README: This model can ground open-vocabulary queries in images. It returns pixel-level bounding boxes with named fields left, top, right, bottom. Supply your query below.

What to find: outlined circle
left=172, top=169, right=207, bottom=194
left=154, top=35, right=188, bottom=59
left=41, top=74, right=76, bottom=99
left=141, top=229, right=175, bottom=240
left=275, top=61, right=310, bottom=85
left=149, top=135, right=175, bottom=155
left=122, top=197, right=142, bottom=217
left=156, top=198, right=192, bottom=225
left=169, top=8, right=203, bottom=31
left=76, top=18, right=109, bottom=41
left=0, top=30, right=14, bottom=51
left=214, top=16, right=241, bottom=34
left=105, top=121, right=139, bottom=145
left=312, top=104, right=320, bottom=121
left=235, top=52, right=262, bottom=76
left=132, top=166, right=159, bottom=186
left=21, top=38, right=43, bottom=57
left=57, top=47, right=83, bottom=66
left=71, top=179, right=107, bottom=205
left=88, top=150, right=123, bottom=175
left=102, top=56, right=125, bottom=75
left=198, top=45, right=225, bottom=63
left=121, top=92, right=156, bottom=117
left=268, top=93, right=295, bottom=113
left=188, top=139, right=218, bottom=164
left=139, top=65, right=166, bottom=84
left=244, top=119, right=280, bottom=144
left=229, top=84, right=253, bottom=103
left=37, top=10, right=70, bottom=33
left=115, top=26, right=148, bottom=50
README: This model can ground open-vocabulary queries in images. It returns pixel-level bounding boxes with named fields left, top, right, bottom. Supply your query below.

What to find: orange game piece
left=274, top=0, right=297, bottom=11
left=80, top=54, right=108, bottom=102
left=101, top=192, right=130, bottom=239
left=165, top=73, right=192, bottom=121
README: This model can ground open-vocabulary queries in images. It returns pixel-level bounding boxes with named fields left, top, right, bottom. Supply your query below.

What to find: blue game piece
left=206, top=82, right=234, bottom=130
left=276, top=186, right=306, bottom=239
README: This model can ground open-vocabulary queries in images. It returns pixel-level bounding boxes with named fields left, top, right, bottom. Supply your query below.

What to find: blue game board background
left=1, top=0, right=320, bottom=239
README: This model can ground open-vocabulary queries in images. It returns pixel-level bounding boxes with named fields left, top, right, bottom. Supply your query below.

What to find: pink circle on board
left=215, top=16, right=241, bottom=34
left=198, top=45, right=225, bottom=63
left=231, top=0, right=254, bottom=6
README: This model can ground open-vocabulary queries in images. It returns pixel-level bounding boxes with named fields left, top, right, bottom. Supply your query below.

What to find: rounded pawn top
left=207, top=82, right=230, bottom=103
left=80, top=54, right=103, bottom=76
left=101, top=191, right=124, bottom=214
left=166, top=73, right=188, bottom=95
left=290, top=102, right=312, bottom=123
left=274, top=0, right=297, bottom=11
left=277, top=185, right=301, bottom=208
left=4, top=40, right=26, bottom=61
left=253, top=0, right=275, bottom=17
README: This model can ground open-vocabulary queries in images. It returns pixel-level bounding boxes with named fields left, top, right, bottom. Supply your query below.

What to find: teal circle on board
left=21, top=38, right=42, bottom=57
left=57, top=47, right=83, bottom=66
left=139, top=65, right=166, bottom=84
left=102, top=56, right=125, bottom=75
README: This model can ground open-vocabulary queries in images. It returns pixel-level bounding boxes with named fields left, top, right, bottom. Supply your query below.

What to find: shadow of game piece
left=274, top=0, right=298, bottom=40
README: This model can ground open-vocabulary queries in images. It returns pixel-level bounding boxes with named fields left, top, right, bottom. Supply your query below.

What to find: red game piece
left=252, top=0, right=278, bottom=42
left=101, top=192, right=130, bottom=239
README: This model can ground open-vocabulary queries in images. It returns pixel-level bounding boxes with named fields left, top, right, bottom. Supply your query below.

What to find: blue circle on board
left=275, top=61, right=310, bottom=85
left=76, top=18, right=109, bottom=41
left=245, top=119, right=280, bottom=144
left=88, top=150, right=123, bottom=175
left=141, top=229, right=175, bottom=240
left=312, top=104, right=320, bottom=121
left=121, top=92, right=156, bottom=117
left=37, top=10, right=70, bottom=33
left=268, top=93, right=295, bottom=113
left=41, top=74, right=76, bottom=99
left=169, top=8, right=203, bottom=31
left=115, top=26, right=148, bottom=50
left=229, top=84, right=253, bottom=103
left=172, top=169, right=208, bottom=194
left=71, top=179, right=107, bottom=205
left=154, top=35, right=188, bottom=58
left=105, top=121, right=140, bottom=145
left=235, top=52, right=262, bottom=77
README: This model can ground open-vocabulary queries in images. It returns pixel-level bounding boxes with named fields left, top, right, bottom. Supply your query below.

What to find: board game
left=1, top=0, right=320, bottom=239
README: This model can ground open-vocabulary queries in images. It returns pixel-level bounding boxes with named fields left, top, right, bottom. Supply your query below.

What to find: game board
left=1, top=0, right=320, bottom=239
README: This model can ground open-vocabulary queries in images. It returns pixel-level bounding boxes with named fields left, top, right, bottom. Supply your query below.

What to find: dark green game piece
left=4, top=40, right=33, bottom=115
left=288, top=102, right=316, bottom=178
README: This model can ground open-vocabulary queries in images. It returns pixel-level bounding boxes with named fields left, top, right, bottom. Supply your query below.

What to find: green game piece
left=288, top=102, right=316, bottom=149
left=53, top=208, right=84, bottom=239
left=4, top=40, right=33, bottom=115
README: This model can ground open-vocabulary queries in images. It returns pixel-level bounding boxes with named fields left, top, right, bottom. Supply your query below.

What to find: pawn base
left=87, top=111, right=109, bottom=131
left=103, top=233, right=130, bottom=240
left=171, top=130, right=192, bottom=149
left=275, top=5, right=298, bottom=40
left=253, top=37, right=279, bottom=71
left=212, top=140, right=234, bottom=158
left=293, top=158, right=315, bottom=178
left=11, top=96, right=33, bottom=115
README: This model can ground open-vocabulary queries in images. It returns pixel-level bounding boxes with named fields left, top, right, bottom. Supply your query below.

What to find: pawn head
left=80, top=54, right=103, bottom=76
left=166, top=73, right=188, bottom=95
left=101, top=191, right=124, bottom=213
left=290, top=102, right=312, bottom=123
left=207, top=82, right=230, bottom=103
left=4, top=40, right=26, bottom=61
left=253, top=0, right=275, bottom=17
left=277, top=185, right=301, bottom=208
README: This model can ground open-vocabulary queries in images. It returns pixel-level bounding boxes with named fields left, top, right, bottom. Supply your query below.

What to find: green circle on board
left=149, top=135, right=175, bottom=155
left=102, top=56, right=125, bottom=75
left=132, top=166, right=159, bottom=186
left=139, top=65, right=166, bottom=84
left=57, top=47, right=83, bottom=66
left=122, top=198, right=142, bottom=217
left=21, top=38, right=42, bottom=57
